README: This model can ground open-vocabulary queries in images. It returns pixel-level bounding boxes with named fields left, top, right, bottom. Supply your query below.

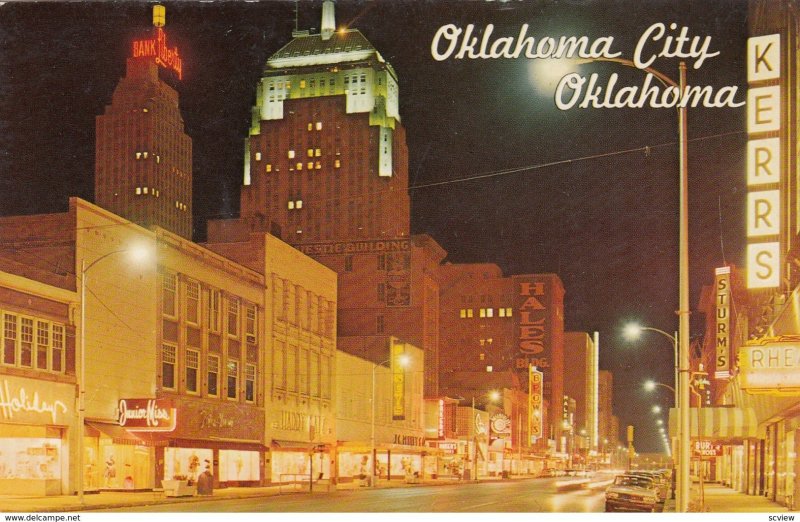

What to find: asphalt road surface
left=103, top=477, right=609, bottom=512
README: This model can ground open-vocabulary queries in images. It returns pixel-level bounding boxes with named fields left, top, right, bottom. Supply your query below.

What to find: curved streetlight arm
left=575, top=57, right=679, bottom=89
left=639, top=326, right=677, bottom=344
left=650, top=381, right=677, bottom=394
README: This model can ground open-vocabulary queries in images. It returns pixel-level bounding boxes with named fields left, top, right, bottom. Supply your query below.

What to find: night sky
left=0, top=0, right=750, bottom=453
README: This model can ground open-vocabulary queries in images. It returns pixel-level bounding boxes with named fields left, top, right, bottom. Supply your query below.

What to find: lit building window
left=186, top=280, right=200, bottom=325
left=245, top=364, right=256, bottom=403
left=255, top=152, right=261, bottom=161
left=467, top=309, right=474, bottom=318
left=266, top=164, right=272, bottom=172
left=300, top=79, right=306, bottom=89
left=136, top=187, right=142, bottom=195
left=314, top=162, right=321, bottom=170
left=136, top=152, right=142, bottom=159
left=307, top=123, right=313, bottom=131
left=186, top=349, right=199, bottom=394
left=227, top=360, right=239, bottom=400
left=162, top=344, right=176, bottom=390
left=208, top=288, right=221, bottom=333
left=143, top=187, right=148, bottom=194
left=486, top=366, right=493, bottom=372
left=162, top=273, right=177, bottom=317
left=314, top=148, right=321, bottom=157
left=334, top=159, right=341, bottom=168
left=307, top=162, right=314, bottom=170
left=486, top=308, right=494, bottom=318
left=316, top=122, right=322, bottom=130
left=460, top=309, right=467, bottom=319
left=143, top=108, right=149, bottom=113
left=307, top=149, right=314, bottom=158
left=296, top=162, right=303, bottom=170
left=296, top=200, right=303, bottom=209
left=207, top=354, right=220, bottom=397
left=143, top=152, right=148, bottom=159
left=288, top=201, right=295, bottom=210
left=288, top=150, right=295, bottom=159
left=227, top=298, right=240, bottom=338
left=479, top=308, right=486, bottom=318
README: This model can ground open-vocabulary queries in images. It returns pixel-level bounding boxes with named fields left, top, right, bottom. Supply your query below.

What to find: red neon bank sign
left=132, top=28, right=183, bottom=80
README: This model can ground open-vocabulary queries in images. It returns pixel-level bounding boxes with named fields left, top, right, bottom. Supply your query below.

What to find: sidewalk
left=0, top=477, right=470, bottom=513
left=664, top=483, right=788, bottom=513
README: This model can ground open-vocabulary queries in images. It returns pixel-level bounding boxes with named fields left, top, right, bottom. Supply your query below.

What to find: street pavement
left=663, top=483, right=787, bottom=513
left=1, top=475, right=790, bottom=513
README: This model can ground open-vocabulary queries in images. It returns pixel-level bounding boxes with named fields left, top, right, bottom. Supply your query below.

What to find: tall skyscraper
left=236, top=0, right=409, bottom=242
left=95, top=7, right=192, bottom=239
left=207, top=1, right=441, bottom=396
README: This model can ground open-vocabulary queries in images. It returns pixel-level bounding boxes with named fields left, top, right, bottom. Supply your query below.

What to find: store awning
left=86, top=421, right=145, bottom=445
left=86, top=421, right=168, bottom=446
left=271, top=440, right=326, bottom=450
left=669, top=407, right=758, bottom=441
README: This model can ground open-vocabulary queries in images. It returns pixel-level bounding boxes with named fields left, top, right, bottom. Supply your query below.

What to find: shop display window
left=0, top=437, right=61, bottom=480
left=273, top=451, right=329, bottom=482
left=164, top=447, right=212, bottom=483
left=219, top=450, right=259, bottom=481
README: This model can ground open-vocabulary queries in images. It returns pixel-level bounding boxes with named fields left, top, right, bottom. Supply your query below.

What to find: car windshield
left=614, top=475, right=654, bottom=489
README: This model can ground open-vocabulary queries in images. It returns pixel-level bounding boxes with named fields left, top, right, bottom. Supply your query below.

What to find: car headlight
left=606, top=492, right=619, bottom=499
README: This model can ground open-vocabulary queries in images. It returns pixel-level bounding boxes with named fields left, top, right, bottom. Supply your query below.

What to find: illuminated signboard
left=132, top=27, right=183, bottom=80
left=746, top=34, right=781, bottom=289
left=118, top=398, right=176, bottom=432
left=438, top=399, right=444, bottom=438
left=692, top=440, right=723, bottom=458
left=490, top=413, right=512, bottom=441
left=391, top=342, right=406, bottom=420
left=528, top=366, right=543, bottom=442
left=714, top=267, right=731, bottom=379
left=0, top=379, right=68, bottom=424
left=739, top=340, right=800, bottom=392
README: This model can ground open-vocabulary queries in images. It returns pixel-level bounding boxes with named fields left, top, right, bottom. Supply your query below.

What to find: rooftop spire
left=321, top=0, right=335, bottom=40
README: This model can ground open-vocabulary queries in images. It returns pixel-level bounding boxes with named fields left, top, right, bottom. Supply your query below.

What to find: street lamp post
left=584, top=55, right=690, bottom=512
left=78, top=246, right=150, bottom=504
left=371, top=353, right=409, bottom=487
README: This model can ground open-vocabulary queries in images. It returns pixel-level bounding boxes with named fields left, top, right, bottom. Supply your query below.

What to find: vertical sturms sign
left=715, top=266, right=731, bottom=379
left=746, top=34, right=781, bottom=289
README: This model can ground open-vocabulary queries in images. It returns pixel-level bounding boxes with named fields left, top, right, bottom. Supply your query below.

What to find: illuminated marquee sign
left=117, top=398, right=176, bottom=432
left=132, top=27, right=183, bottom=80
left=746, top=34, right=781, bottom=289
left=528, top=366, right=543, bottom=441
left=714, top=267, right=731, bottom=379
left=490, top=413, right=511, bottom=438
left=739, top=341, right=800, bottom=392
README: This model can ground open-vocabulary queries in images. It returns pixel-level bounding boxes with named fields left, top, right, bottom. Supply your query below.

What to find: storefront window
left=164, top=447, right=213, bottom=483
left=0, top=437, right=61, bottom=479
left=219, top=450, right=260, bottom=481
left=273, top=451, right=330, bottom=482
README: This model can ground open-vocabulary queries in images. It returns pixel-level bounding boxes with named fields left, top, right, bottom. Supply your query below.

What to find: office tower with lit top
left=95, top=6, right=192, bottom=239
left=209, top=1, right=443, bottom=397
left=238, top=0, right=409, bottom=241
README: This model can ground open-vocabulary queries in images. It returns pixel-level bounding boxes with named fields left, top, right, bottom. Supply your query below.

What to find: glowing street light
left=652, top=405, right=662, bottom=414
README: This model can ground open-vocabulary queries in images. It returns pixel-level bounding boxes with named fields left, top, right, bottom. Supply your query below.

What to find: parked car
left=627, top=471, right=670, bottom=502
left=605, top=474, right=661, bottom=512
left=539, top=468, right=559, bottom=477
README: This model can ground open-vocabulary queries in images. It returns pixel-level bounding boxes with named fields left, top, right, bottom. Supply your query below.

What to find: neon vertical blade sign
left=132, top=27, right=183, bottom=80
left=714, top=267, right=731, bottom=379
left=746, top=34, right=781, bottom=289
